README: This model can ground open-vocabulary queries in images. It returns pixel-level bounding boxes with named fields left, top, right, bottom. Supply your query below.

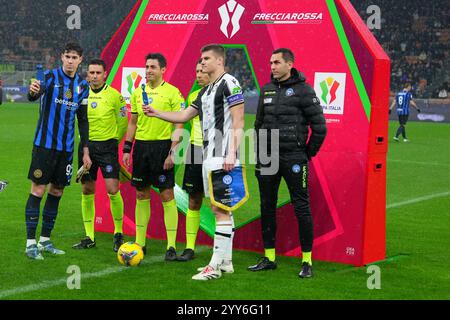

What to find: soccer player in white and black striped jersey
left=143, top=44, right=245, bottom=280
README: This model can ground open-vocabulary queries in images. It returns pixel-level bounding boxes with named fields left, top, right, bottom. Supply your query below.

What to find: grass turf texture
left=0, top=102, right=449, bottom=299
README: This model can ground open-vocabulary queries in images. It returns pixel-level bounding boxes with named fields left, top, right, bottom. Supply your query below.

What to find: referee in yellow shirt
left=122, top=53, right=185, bottom=260
left=73, top=59, right=128, bottom=252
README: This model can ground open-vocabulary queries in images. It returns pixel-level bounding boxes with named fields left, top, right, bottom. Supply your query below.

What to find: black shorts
left=398, top=114, right=409, bottom=125
left=131, top=140, right=174, bottom=189
left=78, top=139, right=119, bottom=182
left=182, top=144, right=204, bottom=194
left=28, top=146, right=74, bottom=187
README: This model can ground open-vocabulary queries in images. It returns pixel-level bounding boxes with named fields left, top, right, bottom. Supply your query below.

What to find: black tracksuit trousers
left=256, top=152, right=313, bottom=252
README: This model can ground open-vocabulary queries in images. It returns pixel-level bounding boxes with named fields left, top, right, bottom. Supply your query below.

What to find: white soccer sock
left=209, top=221, right=232, bottom=269
left=223, top=213, right=235, bottom=264
left=39, top=236, right=50, bottom=243
left=26, top=239, right=36, bottom=247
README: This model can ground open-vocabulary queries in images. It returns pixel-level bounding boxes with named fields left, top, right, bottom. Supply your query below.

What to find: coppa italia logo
left=320, top=77, right=340, bottom=104
left=121, top=67, right=146, bottom=102
left=218, top=0, right=245, bottom=38
left=127, top=72, right=143, bottom=95
left=314, top=73, right=346, bottom=115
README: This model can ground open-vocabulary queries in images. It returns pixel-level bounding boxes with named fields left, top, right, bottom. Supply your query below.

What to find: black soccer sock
left=41, top=194, right=62, bottom=238
left=25, top=194, right=42, bottom=239
left=395, top=126, right=402, bottom=138
left=401, top=126, right=407, bottom=139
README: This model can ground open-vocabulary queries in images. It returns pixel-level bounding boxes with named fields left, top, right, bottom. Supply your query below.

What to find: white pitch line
left=387, top=191, right=450, bottom=209
left=0, top=247, right=209, bottom=299
left=388, top=159, right=450, bottom=167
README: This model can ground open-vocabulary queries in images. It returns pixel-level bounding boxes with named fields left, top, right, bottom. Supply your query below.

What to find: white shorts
left=202, top=157, right=241, bottom=198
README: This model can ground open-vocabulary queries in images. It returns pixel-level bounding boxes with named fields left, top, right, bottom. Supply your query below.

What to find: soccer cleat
left=403, top=138, right=410, bottom=142
left=72, top=237, right=96, bottom=249
left=177, top=248, right=195, bottom=261
left=0, top=180, right=8, bottom=193
left=299, top=262, right=313, bottom=278
left=38, top=240, right=65, bottom=255
left=113, top=233, right=124, bottom=252
left=219, top=261, right=234, bottom=273
left=192, top=265, right=222, bottom=281
left=393, top=136, right=399, bottom=142
left=247, top=257, right=277, bottom=271
left=197, top=262, right=234, bottom=273
left=25, top=244, right=44, bottom=260
left=165, top=247, right=178, bottom=261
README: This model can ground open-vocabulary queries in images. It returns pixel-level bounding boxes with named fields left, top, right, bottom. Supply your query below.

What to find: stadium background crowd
left=0, top=0, right=448, bottom=99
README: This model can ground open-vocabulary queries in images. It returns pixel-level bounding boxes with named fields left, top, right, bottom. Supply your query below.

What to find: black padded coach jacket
left=255, top=68, right=327, bottom=159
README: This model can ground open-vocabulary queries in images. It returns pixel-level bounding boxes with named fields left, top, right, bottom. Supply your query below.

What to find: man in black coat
left=248, top=48, right=327, bottom=278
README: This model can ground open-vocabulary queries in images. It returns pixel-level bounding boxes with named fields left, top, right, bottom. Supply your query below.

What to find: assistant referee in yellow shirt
left=122, top=53, right=185, bottom=260
left=73, top=59, right=128, bottom=252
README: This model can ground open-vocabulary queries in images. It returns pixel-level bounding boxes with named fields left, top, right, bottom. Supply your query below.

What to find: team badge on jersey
left=65, top=89, right=73, bottom=99
left=33, top=169, right=43, bottom=178
left=232, top=86, right=242, bottom=94
left=106, top=165, right=113, bottom=173
left=91, top=102, right=97, bottom=109
left=120, top=106, right=127, bottom=117
left=286, top=88, right=294, bottom=97
left=159, top=175, right=166, bottom=183
left=292, top=164, right=301, bottom=173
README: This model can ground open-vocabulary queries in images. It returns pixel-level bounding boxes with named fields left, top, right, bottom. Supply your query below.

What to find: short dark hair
left=272, top=48, right=295, bottom=63
left=88, top=58, right=106, bottom=70
left=201, top=44, right=225, bottom=62
left=62, top=42, right=83, bottom=56
left=145, top=53, right=167, bottom=68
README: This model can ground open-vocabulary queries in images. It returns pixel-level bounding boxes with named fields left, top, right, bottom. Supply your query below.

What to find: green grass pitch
left=0, top=102, right=449, bottom=299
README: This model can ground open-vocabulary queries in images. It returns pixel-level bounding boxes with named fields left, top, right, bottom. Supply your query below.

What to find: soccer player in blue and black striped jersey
left=389, top=83, right=421, bottom=142
left=25, top=42, right=91, bottom=260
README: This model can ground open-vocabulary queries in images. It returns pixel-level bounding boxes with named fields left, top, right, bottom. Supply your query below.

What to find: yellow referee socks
left=135, top=199, right=151, bottom=247
left=186, top=209, right=200, bottom=250
left=81, top=194, right=95, bottom=241
left=302, top=252, right=312, bottom=265
left=163, top=199, right=178, bottom=249
left=108, top=191, right=124, bottom=234
left=265, top=248, right=276, bottom=262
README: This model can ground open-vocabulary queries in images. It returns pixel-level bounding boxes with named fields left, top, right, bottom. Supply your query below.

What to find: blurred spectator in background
left=0, top=0, right=447, bottom=99
left=0, top=76, right=3, bottom=105
left=352, top=0, right=449, bottom=98
left=225, top=48, right=258, bottom=97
